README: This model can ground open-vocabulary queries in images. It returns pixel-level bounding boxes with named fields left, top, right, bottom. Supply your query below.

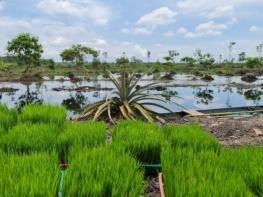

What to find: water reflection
left=15, top=85, right=43, bottom=111
left=62, top=92, right=88, bottom=114
left=194, top=87, right=214, bottom=105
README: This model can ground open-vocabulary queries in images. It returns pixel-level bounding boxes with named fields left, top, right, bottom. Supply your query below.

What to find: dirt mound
left=241, top=73, right=258, bottom=83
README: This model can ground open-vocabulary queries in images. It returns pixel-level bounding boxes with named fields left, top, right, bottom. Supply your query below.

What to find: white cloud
left=37, top=0, right=111, bottom=26
left=133, top=27, right=152, bottom=35
left=120, top=27, right=130, bottom=34
left=135, top=7, right=177, bottom=29
left=178, top=21, right=228, bottom=38
left=203, top=5, right=234, bottom=19
left=249, top=26, right=261, bottom=32
left=95, top=38, right=107, bottom=45
left=176, top=0, right=263, bottom=13
left=164, top=31, right=175, bottom=37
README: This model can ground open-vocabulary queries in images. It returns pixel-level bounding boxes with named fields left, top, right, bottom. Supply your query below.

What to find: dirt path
left=165, top=115, right=263, bottom=147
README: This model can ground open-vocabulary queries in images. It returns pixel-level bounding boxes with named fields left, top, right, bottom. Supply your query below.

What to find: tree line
left=2, top=33, right=263, bottom=71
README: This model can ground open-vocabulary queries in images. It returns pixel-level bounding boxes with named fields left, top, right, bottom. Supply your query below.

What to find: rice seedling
left=161, top=145, right=253, bottom=197
left=0, top=126, right=6, bottom=138
left=112, top=120, right=164, bottom=164
left=163, top=124, right=221, bottom=153
left=0, top=104, right=18, bottom=130
left=0, top=123, right=60, bottom=153
left=19, top=104, right=67, bottom=126
left=223, top=147, right=263, bottom=196
left=0, top=152, right=59, bottom=197
left=62, top=146, right=146, bottom=196
left=58, top=121, right=106, bottom=163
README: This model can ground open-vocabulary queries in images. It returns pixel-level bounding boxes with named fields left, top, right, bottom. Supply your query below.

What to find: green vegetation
left=0, top=123, right=59, bottom=153
left=0, top=104, right=18, bottom=130
left=7, top=33, right=43, bottom=71
left=163, top=124, right=221, bottom=153
left=19, top=104, right=66, bottom=126
left=58, top=121, right=106, bottom=162
left=0, top=126, right=5, bottom=138
left=0, top=152, right=59, bottom=196
left=79, top=71, right=173, bottom=123
left=223, top=148, right=263, bottom=196
left=161, top=146, right=253, bottom=197
left=62, top=147, right=145, bottom=196
left=112, top=120, right=164, bottom=163
left=60, top=44, right=98, bottom=66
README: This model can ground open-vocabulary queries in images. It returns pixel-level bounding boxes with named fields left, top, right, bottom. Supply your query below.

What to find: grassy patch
left=163, top=124, right=221, bottom=153
left=58, top=121, right=106, bottom=163
left=0, top=123, right=60, bottom=153
left=0, top=152, right=59, bottom=196
left=112, top=120, right=164, bottom=164
left=19, top=104, right=67, bottom=126
left=62, top=146, right=145, bottom=196
left=161, top=146, right=253, bottom=197
left=223, top=147, right=263, bottom=196
left=0, top=104, right=18, bottom=130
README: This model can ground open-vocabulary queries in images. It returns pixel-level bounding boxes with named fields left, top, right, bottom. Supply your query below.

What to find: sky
left=0, top=0, right=262, bottom=62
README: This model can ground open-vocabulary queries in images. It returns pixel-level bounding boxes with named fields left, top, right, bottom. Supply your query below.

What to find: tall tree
left=228, top=42, right=236, bottom=63
left=147, top=50, right=151, bottom=63
left=102, top=51, right=108, bottom=63
left=238, top=52, right=246, bottom=63
left=256, top=44, right=263, bottom=58
left=7, top=33, right=43, bottom=71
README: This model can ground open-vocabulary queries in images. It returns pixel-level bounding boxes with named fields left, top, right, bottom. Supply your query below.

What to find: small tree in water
left=7, top=33, right=43, bottom=72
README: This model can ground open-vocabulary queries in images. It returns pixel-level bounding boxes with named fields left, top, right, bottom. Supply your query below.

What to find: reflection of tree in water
left=62, top=92, right=88, bottom=114
left=223, top=77, right=233, bottom=107
left=162, top=90, right=178, bottom=101
left=194, top=88, right=214, bottom=105
left=237, top=88, right=263, bottom=104
left=15, top=85, right=43, bottom=111
left=244, top=89, right=263, bottom=104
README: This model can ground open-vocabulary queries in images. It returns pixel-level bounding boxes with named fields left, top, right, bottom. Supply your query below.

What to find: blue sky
left=0, top=0, right=262, bottom=61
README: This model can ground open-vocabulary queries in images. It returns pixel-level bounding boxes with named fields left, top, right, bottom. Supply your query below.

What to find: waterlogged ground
left=0, top=74, right=262, bottom=117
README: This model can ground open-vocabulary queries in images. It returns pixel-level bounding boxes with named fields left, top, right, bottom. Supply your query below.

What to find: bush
left=19, top=104, right=67, bottom=126
left=62, top=146, right=145, bottom=196
left=58, top=121, right=106, bottom=163
left=246, top=57, right=262, bottom=68
left=0, top=123, right=60, bottom=153
left=0, top=105, right=18, bottom=130
left=163, top=124, right=221, bottom=153
left=161, top=146, right=253, bottom=197
left=112, top=120, right=164, bottom=163
left=0, top=152, right=59, bottom=196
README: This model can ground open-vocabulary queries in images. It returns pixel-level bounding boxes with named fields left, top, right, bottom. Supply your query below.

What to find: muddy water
left=0, top=74, right=262, bottom=118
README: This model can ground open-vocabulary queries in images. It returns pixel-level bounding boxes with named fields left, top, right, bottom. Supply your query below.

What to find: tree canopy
left=7, top=33, right=43, bottom=69
left=60, top=44, right=98, bottom=66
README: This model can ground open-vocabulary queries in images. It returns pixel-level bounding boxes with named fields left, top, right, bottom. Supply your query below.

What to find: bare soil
left=165, top=115, right=263, bottom=147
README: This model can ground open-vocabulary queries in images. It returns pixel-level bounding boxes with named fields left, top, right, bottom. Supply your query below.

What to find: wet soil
left=146, top=176, right=160, bottom=197
left=165, top=115, right=263, bottom=147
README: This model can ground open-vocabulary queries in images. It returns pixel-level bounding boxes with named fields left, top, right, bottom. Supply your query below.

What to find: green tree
left=181, top=56, right=196, bottom=66
left=246, top=57, right=262, bottom=68
left=116, top=56, right=129, bottom=65
left=238, top=52, right=246, bottom=63
left=60, top=44, right=98, bottom=66
left=7, top=33, right=43, bottom=71
left=194, top=49, right=215, bottom=67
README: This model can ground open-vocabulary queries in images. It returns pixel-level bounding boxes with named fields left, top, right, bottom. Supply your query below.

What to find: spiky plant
left=78, top=71, right=175, bottom=123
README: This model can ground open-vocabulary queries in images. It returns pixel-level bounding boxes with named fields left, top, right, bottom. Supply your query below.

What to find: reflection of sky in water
left=0, top=74, right=263, bottom=117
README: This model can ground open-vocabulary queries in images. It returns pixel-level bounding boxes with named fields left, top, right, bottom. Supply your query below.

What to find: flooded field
left=0, top=74, right=262, bottom=117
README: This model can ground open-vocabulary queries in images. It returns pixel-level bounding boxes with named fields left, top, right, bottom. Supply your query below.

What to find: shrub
left=0, top=104, right=18, bottom=130
left=0, top=152, right=59, bottom=196
left=19, top=104, right=67, bottom=126
left=62, top=146, right=145, bottom=196
left=0, top=123, right=60, bottom=153
left=223, top=147, right=263, bottom=196
left=163, top=124, right=221, bottom=153
left=58, top=121, right=106, bottom=163
left=112, top=120, right=164, bottom=163
left=161, top=146, right=253, bottom=197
